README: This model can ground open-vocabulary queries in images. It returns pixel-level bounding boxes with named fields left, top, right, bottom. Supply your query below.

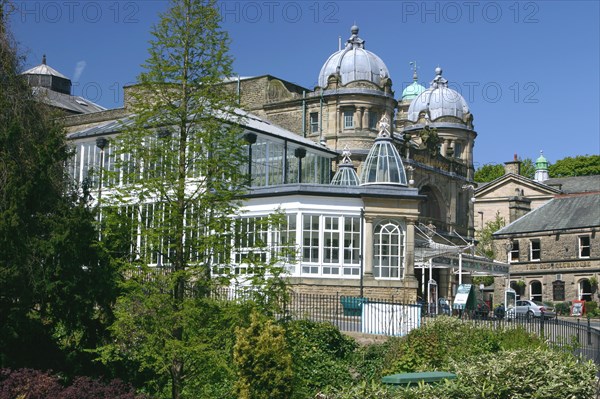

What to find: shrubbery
left=324, top=317, right=598, bottom=399
left=0, top=368, right=147, bottom=399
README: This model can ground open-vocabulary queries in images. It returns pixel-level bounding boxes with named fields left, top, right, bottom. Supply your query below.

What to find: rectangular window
left=343, top=110, right=354, bottom=129
left=302, top=214, right=320, bottom=274
left=453, top=142, right=462, bottom=159
left=579, top=236, right=591, bottom=258
left=509, top=241, right=520, bottom=263
left=343, top=217, right=361, bottom=276
left=322, top=216, right=340, bottom=275
left=310, top=112, right=319, bottom=133
left=530, top=239, right=541, bottom=261
left=368, top=111, right=378, bottom=129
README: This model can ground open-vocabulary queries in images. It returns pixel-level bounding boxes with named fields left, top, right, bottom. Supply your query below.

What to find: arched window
left=579, top=279, right=593, bottom=301
left=530, top=280, right=542, bottom=302
left=373, top=220, right=404, bottom=279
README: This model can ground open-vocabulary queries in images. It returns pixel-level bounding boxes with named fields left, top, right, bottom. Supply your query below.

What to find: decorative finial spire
left=346, top=25, right=364, bottom=49
left=430, top=66, right=448, bottom=88
left=340, top=145, right=353, bottom=165
left=377, top=114, right=391, bottom=138
left=42, top=54, right=47, bottom=65
left=410, top=61, right=419, bottom=81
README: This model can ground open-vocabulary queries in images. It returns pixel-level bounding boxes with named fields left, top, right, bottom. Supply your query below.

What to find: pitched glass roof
left=331, top=147, right=360, bottom=186
left=359, top=115, right=407, bottom=186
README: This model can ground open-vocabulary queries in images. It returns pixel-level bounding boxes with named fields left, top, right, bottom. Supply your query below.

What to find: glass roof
left=359, top=115, right=407, bottom=186
left=331, top=147, right=360, bottom=186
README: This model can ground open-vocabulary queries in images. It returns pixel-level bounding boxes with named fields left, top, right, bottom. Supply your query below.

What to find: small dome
left=318, top=26, right=390, bottom=88
left=331, top=147, right=360, bottom=186
left=407, top=67, right=469, bottom=121
left=535, top=151, right=549, bottom=171
left=360, top=115, right=407, bottom=186
left=402, top=80, right=426, bottom=101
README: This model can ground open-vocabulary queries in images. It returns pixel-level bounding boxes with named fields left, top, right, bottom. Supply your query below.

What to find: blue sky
left=8, top=0, right=600, bottom=167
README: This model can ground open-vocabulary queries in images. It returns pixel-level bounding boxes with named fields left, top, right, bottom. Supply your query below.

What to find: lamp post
left=95, top=137, right=108, bottom=205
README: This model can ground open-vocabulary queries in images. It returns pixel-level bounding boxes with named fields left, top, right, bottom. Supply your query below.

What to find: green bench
left=382, top=371, right=457, bottom=386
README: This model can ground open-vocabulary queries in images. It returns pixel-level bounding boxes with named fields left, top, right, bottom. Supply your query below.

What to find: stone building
left=492, top=191, right=600, bottom=306
left=23, top=25, right=508, bottom=304
left=476, top=154, right=600, bottom=306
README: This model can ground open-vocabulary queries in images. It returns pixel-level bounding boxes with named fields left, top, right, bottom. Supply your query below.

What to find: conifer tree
left=0, top=0, right=114, bottom=373
left=98, top=1, right=248, bottom=397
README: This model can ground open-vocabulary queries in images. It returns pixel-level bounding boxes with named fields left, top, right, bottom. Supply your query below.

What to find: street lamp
left=95, top=137, right=109, bottom=205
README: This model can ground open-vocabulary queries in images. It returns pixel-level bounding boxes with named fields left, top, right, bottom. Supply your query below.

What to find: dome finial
left=410, top=61, right=419, bottom=81
left=346, top=24, right=364, bottom=48
left=430, top=66, right=448, bottom=88
left=341, top=145, right=353, bottom=164
left=42, top=54, right=47, bottom=65
left=378, top=114, right=391, bottom=138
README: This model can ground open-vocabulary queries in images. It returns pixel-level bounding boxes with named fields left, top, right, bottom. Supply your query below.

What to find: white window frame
left=373, top=220, right=405, bottom=280
left=579, top=235, right=591, bottom=258
left=343, top=109, right=354, bottom=129
left=509, top=241, right=520, bottom=263
left=300, top=213, right=361, bottom=278
left=529, top=239, right=541, bottom=261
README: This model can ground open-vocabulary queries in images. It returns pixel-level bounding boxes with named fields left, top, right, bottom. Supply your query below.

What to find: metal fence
left=213, top=288, right=600, bottom=366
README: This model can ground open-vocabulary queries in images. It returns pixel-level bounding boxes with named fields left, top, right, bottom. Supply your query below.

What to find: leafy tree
left=0, top=2, right=115, bottom=374
left=519, top=158, right=535, bottom=179
left=476, top=211, right=505, bottom=258
left=474, top=163, right=504, bottom=182
left=549, top=155, right=600, bottom=177
left=474, top=158, right=534, bottom=182
left=96, top=1, right=255, bottom=397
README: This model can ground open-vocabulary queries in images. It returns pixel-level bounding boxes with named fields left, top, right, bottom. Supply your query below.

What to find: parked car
left=515, top=300, right=556, bottom=319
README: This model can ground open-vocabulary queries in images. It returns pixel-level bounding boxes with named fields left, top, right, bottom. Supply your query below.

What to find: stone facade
left=493, top=230, right=600, bottom=306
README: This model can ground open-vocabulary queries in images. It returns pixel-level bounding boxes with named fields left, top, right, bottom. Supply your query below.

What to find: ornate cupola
left=360, top=115, right=407, bottom=186
left=331, top=146, right=360, bottom=186
left=534, top=151, right=550, bottom=182
left=401, top=62, right=426, bottom=102
left=21, top=55, right=72, bottom=95
left=317, top=26, right=390, bottom=88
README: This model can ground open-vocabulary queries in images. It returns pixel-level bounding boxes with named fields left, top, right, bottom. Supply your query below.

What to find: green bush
left=234, top=312, right=293, bottom=399
left=284, top=320, right=357, bottom=398
left=351, top=317, right=546, bottom=381
left=324, top=348, right=598, bottom=399
left=585, top=301, right=599, bottom=317
left=554, top=301, right=572, bottom=316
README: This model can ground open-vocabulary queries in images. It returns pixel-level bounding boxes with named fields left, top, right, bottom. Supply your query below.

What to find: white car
left=515, top=300, right=556, bottom=319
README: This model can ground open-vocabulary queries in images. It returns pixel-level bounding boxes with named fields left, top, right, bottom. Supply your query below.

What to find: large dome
left=407, top=67, right=469, bottom=121
left=318, top=26, right=390, bottom=88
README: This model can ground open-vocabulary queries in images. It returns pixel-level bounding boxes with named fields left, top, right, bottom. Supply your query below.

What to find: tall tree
left=98, top=1, right=249, bottom=397
left=476, top=211, right=506, bottom=259
left=549, top=155, right=600, bottom=177
left=0, top=1, right=114, bottom=374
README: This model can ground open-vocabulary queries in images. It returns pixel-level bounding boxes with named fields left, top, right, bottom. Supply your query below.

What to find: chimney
left=504, top=153, right=521, bottom=175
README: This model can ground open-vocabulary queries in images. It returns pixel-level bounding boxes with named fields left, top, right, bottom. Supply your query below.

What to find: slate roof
left=543, top=175, right=600, bottom=194
left=32, top=86, right=106, bottom=114
left=494, top=192, right=600, bottom=236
